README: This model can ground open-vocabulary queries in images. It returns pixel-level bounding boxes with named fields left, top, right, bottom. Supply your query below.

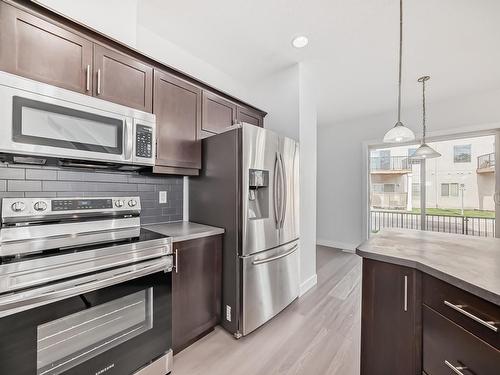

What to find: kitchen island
left=356, top=229, right=500, bottom=375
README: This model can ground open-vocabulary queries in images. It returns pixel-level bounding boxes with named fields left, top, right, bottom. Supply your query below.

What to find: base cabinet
left=361, top=259, right=500, bottom=375
left=360, top=259, right=422, bottom=375
left=172, top=235, right=222, bottom=354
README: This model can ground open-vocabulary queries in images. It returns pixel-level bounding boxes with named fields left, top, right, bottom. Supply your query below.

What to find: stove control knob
left=114, top=200, right=124, bottom=208
left=11, top=201, right=25, bottom=212
left=128, top=199, right=137, bottom=207
left=34, top=201, right=47, bottom=212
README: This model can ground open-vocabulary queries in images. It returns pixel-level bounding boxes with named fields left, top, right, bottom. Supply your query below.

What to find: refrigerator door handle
left=278, top=152, right=287, bottom=229
left=251, top=245, right=298, bottom=265
left=273, top=152, right=280, bottom=229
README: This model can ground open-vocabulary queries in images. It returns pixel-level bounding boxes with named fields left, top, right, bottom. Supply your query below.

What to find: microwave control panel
left=136, top=125, right=153, bottom=158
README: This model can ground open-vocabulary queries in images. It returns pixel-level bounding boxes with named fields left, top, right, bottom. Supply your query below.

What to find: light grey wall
left=0, top=163, right=183, bottom=224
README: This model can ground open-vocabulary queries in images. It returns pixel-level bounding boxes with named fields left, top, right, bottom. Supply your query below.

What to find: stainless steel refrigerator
left=190, top=123, right=299, bottom=337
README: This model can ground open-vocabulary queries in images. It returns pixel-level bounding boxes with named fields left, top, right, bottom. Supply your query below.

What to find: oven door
left=0, top=258, right=172, bottom=375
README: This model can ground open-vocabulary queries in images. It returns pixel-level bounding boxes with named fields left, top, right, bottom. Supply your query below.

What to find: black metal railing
left=477, top=152, right=495, bottom=170
left=371, top=210, right=496, bottom=237
left=370, top=156, right=411, bottom=172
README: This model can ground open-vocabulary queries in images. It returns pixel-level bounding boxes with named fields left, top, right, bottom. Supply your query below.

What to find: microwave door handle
left=124, top=119, right=133, bottom=161
left=0, top=258, right=170, bottom=318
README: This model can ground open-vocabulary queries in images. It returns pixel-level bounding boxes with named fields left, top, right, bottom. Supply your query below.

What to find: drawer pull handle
left=444, top=300, right=498, bottom=332
left=444, top=360, right=468, bottom=375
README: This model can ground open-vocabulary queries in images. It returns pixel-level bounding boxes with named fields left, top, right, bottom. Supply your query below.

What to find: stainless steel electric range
left=0, top=196, right=172, bottom=375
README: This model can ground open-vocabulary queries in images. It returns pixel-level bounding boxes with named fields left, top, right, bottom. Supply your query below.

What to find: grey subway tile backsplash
left=0, top=164, right=183, bottom=224
left=26, top=169, right=57, bottom=180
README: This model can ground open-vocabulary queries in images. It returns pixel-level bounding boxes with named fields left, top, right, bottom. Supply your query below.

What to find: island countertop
left=356, top=228, right=500, bottom=306
left=144, top=221, right=224, bottom=243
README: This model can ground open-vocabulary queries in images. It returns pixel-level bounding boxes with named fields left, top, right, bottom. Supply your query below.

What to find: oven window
left=13, top=96, right=123, bottom=155
left=37, top=288, right=153, bottom=375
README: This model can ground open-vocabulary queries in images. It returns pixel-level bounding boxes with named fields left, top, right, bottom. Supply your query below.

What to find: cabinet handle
left=174, top=249, right=179, bottom=273
left=97, top=68, right=102, bottom=95
left=403, top=275, right=408, bottom=312
left=444, top=300, right=498, bottom=332
left=444, top=360, right=468, bottom=375
left=86, top=65, right=90, bottom=91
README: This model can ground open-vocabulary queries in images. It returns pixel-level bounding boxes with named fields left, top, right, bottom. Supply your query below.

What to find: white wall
left=248, top=65, right=300, bottom=140
left=34, top=0, right=139, bottom=46
left=298, top=63, right=318, bottom=294
left=317, top=88, right=500, bottom=251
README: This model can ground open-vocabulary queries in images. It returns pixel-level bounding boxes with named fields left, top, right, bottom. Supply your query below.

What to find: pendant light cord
left=422, top=78, right=426, bottom=143
left=397, top=0, right=403, bottom=123
left=418, top=76, right=430, bottom=143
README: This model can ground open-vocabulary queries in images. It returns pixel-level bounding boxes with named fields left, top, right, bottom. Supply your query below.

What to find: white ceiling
left=137, top=0, right=500, bottom=125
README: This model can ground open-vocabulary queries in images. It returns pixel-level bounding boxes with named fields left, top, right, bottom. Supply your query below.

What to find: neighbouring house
left=370, top=135, right=496, bottom=212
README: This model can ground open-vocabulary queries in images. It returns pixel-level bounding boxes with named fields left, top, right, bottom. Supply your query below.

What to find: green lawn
left=411, top=208, right=495, bottom=218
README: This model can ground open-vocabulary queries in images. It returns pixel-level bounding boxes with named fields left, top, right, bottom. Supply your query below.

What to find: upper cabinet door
left=0, top=2, right=93, bottom=94
left=93, top=44, right=152, bottom=112
left=236, top=106, right=264, bottom=127
left=154, top=69, right=201, bottom=170
left=201, top=91, right=237, bottom=134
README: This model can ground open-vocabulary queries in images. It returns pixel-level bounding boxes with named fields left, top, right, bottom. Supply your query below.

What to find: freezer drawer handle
left=444, top=300, right=498, bottom=332
left=252, top=245, right=298, bottom=265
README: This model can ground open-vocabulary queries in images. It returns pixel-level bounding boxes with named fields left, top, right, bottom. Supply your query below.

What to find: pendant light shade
left=412, top=143, right=441, bottom=159
left=383, top=122, right=416, bottom=143
left=412, top=76, right=441, bottom=159
left=383, top=0, right=415, bottom=143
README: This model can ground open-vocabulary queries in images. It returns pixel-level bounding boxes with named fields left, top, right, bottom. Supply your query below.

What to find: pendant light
left=383, top=0, right=415, bottom=143
left=412, top=76, right=441, bottom=159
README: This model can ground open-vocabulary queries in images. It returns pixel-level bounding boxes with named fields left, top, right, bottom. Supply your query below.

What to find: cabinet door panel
left=361, top=259, right=422, bottom=375
left=154, top=70, right=201, bottom=169
left=93, top=44, right=152, bottom=112
left=172, top=236, right=222, bottom=353
left=201, top=91, right=236, bottom=134
left=236, top=106, right=263, bottom=127
left=0, top=2, right=92, bottom=94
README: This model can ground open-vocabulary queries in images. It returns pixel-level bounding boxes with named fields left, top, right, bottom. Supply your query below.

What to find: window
left=441, top=183, right=449, bottom=197
left=441, top=183, right=459, bottom=197
left=454, top=144, right=471, bottom=163
left=383, top=183, right=395, bottom=193
left=372, top=183, right=396, bottom=193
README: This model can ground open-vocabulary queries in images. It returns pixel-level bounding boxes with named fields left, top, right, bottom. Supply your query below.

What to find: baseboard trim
left=316, top=239, right=357, bottom=253
left=299, top=274, right=318, bottom=296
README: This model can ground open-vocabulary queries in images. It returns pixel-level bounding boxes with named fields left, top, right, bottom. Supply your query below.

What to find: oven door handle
left=0, top=257, right=171, bottom=318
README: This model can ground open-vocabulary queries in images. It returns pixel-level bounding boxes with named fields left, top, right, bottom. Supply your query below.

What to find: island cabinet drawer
left=423, top=274, right=500, bottom=349
left=423, top=306, right=500, bottom=375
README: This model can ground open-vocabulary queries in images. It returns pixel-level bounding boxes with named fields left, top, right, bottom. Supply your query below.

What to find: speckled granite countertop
left=356, top=228, right=500, bottom=305
left=144, top=221, right=224, bottom=243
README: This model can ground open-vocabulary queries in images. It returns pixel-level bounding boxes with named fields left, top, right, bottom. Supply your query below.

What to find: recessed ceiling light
left=292, top=36, right=308, bottom=48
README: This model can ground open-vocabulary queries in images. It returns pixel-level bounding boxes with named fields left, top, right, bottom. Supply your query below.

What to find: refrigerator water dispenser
left=248, top=169, right=269, bottom=219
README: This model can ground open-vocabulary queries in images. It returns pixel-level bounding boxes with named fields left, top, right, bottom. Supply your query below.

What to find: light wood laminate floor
left=173, top=246, right=361, bottom=375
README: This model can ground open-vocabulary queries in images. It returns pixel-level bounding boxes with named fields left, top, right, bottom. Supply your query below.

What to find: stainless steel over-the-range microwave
left=0, top=71, right=156, bottom=168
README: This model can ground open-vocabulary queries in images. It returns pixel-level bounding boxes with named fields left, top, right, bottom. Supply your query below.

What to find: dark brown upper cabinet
left=93, top=44, right=153, bottom=112
left=361, top=259, right=422, bottom=375
left=236, top=105, right=264, bottom=127
left=0, top=1, right=93, bottom=94
left=153, top=69, right=201, bottom=172
left=172, top=235, right=222, bottom=354
left=201, top=91, right=237, bottom=134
